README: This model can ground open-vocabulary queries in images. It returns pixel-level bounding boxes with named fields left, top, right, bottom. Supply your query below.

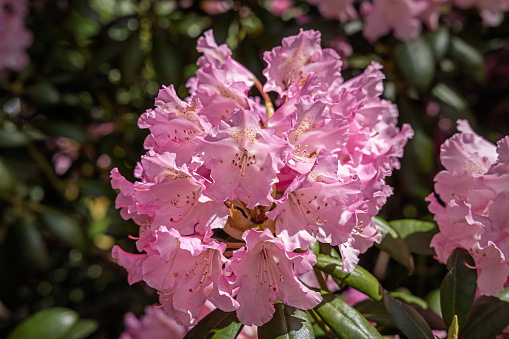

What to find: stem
left=254, top=78, right=275, bottom=120
left=309, top=308, right=338, bottom=339
left=314, top=268, right=330, bottom=293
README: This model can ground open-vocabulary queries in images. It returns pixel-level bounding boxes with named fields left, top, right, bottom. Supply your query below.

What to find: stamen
left=289, top=192, right=327, bottom=226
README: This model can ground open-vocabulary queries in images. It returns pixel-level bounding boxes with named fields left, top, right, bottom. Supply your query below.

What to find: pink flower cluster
left=0, top=0, right=32, bottom=74
left=111, top=29, right=412, bottom=326
left=427, top=120, right=509, bottom=296
left=305, top=0, right=508, bottom=41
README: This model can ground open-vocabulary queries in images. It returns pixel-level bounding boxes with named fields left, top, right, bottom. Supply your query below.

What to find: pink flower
left=230, top=229, right=322, bottom=326
left=0, top=0, right=32, bottom=74
left=263, top=30, right=343, bottom=97
left=360, top=0, right=435, bottom=42
left=119, top=306, right=187, bottom=339
left=454, top=0, right=509, bottom=26
left=111, top=29, right=411, bottom=327
left=428, top=120, right=509, bottom=296
left=307, top=0, right=358, bottom=22
left=195, top=108, right=291, bottom=208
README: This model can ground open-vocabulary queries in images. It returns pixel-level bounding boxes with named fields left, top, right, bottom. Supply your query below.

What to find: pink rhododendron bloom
left=230, top=229, right=322, bottom=326
left=307, top=0, right=358, bottom=22
left=111, top=29, right=411, bottom=326
left=360, top=0, right=440, bottom=41
left=119, top=306, right=187, bottom=339
left=454, top=0, right=509, bottom=26
left=0, top=0, right=32, bottom=74
left=427, top=120, right=509, bottom=296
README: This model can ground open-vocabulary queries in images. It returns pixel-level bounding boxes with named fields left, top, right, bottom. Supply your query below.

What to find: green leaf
left=315, top=292, right=382, bottom=339
left=389, top=291, right=428, bottom=310
left=258, top=302, right=314, bottom=339
left=315, top=253, right=383, bottom=301
left=355, top=300, right=393, bottom=327
left=151, top=26, right=183, bottom=85
left=389, top=219, right=436, bottom=239
left=449, top=37, right=484, bottom=83
left=427, top=26, right=450, bottom=61
left=440, top=248, right=476, bottom=330
left=395, top=36, right=435, bottom=91
left=184, top=309, right=243, bottom=339
left=459, top=287, right=509, bottom=339
left=0, top=156, right=16, bottom=191
left=8, top=307, right=79, bottom=339
left=120, top=29, right=143, bottom=85
left=0, top=130, right=29, bottom=148
left=431, top=83, right=469, bottom=112
left=373, top=217, right=414, bottom=273
left=384, top=294, right=434, bottom=339
left=13, top=214, right=49, bottom=272
left=39, top=207, right=88, bottom=253
left=62, top=319, right=99, bottom=339
left=447, top=315, right=458, bottom=339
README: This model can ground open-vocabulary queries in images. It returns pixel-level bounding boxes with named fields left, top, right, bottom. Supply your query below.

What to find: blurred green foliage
left=0, top=0, right=508, bottom=338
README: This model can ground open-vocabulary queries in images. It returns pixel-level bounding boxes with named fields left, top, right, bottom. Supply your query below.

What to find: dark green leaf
left=258, top=302, right=314, bottom=339
left=449, top=37, right=484, bottom=83
left=0, top=156, right=16, bottom=191
left=389, top=219, right=436, bottom=239
left=389, top=291, right=428, bottom=310
left=427, top=26, right=450, bottom=61
left=184, top=309, right=243, bottom=339
left=355, top=300, right=393, bottom=327
left=13, top=213, right=49, bottom=272
left=25, top=82, right=61, bottom=105
left=8, top=307, right=79, bottom=339
left=0, top=130, right=29, bottom=148
left=39, top=207, right=88, bottom=252
left=384, top=294, right=434, bottom=339
left=315, top=292, right=382, bottom=339
left=315, top=253, right=383, bottom=301
left=395, top=37, right=435, bottom=91
left=120, top=29, right=143, bottom=85
left=373, top=217, right=414, bottom=273
left=440, top=248, right=476, bottom=329
left=460, top=286, right=509, bottom=339
left=151, top=26, right=182, bottom=85
left=431, top=83, right=469, bottom=112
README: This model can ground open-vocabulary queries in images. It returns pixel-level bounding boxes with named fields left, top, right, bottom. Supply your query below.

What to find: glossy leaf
left=373, top=217, right=414, bottom=273
left=355, top=299, right=393, bottom=327
left=315, top=253, right=383, bottom=301
left=315, top=292, right=383, bottom=339
left=258, top=302, right=314, bottom=339
left=184, top=309, right=243, bottom=339
left=395, top=36, right=435, bottom=91
left=8, top=307, right=79, bottom=339
left=384, top=294, right=434, bottom=339
left=427, top=26, right=450, bottom=61
left=389, top=291, right=428, bottom=310
left=449, top=36, right=484, bottom=83
left=459, top=286, right=509, bottom=339
left=440, top=248, right=476, bottom=329
left=39, top=207, right=88, bottom=253
left=13, top=213, right=49, bottom=272
left=64, top=319, right=99, bottom=339
left=389, top=219, right=436, bottom=239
